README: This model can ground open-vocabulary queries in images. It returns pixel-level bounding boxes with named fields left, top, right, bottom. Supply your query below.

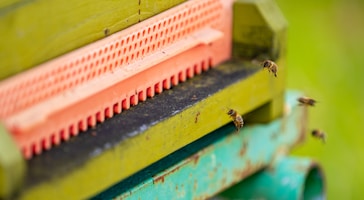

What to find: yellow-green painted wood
left=233, top=0, right=288, bottom=60
left=0, top=0, right=185, bottom=80
left=140, top=0, right=185, bottom=21
left=17, top=60, right=285, bottom=200
left=0, top=123, right=25, bottom=198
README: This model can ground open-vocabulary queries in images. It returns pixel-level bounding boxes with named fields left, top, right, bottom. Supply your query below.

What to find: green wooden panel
left=140, top=0, right=185, bottom=21
left=0, top=0, right=185, bottom=80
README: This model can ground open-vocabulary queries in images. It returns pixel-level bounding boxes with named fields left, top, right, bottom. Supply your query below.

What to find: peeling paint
left=154, top=176, right=165, bottom=184
left=190, top=154, right=200, bottom=165
left=193, top=179, right=198, bottom=191
left=195, top=111, right=200, bottom=123
left=153, top=164, right=183, bottom=184
left=239, top=142, right=248, bottom=157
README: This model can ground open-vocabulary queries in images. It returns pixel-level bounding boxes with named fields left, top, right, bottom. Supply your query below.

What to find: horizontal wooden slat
left=0, top=0, right=185, bottom=80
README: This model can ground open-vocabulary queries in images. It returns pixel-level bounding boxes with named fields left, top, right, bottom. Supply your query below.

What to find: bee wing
left=250, top=59, right=261, bottom=65
left=220, top=106, right=230, bottom=113
left=322, top=133, right=327, bottom=144
left=232, top=121, right=239, bottom=129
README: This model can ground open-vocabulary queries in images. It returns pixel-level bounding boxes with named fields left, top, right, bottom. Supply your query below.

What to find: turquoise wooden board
left=218, top=156, right=325, bottom=200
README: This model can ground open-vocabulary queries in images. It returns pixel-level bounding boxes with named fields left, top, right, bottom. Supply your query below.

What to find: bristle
left=179, top=71, right=186, bottom=82
left=113, top=102, right=122, bottom=114
left=122, top=98, right=130, bottom=110
left=61, top=129, right=70, bottom=141
left=201, top=60, right=209, bottom=71
left=186, top=67, right=194, bottom=78
left=138, top=90, right=147, bottom=101
left=171, top=75, right=178, bottom=86
left=79, top=119, right=88, bottom=131
left=32, top=142, right=42, bottom=155
left=96, top=111, right=105, bottom=122
left=194, top=64, right=202, bottom=75
left=155, top=82, right=163, bottom=94
left=163, top=79, right=171, bottom=89
left=51, top=133, right=61, bottom=145
left=147, top=87, right=155, bottom=97
left=70, top=124, right=79, bottom=136
left=87, top=115, right=97, bottom=127
left=105, top=107, right=113, bottom=118
left=130, top=95, right=138, bottom=106
left=42, top=138, right=51, bottom=150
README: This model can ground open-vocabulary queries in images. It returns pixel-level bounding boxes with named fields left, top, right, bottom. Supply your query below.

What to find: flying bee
left=311, top=129, right=326, bottom=144
left=227, top=109, right=244, bottom=132
left=262, top=60, right=278, bottom=77
left=298, top=96, right=316, bottom=106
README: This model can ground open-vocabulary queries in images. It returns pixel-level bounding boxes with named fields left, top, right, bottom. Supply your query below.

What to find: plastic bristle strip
left=2, top=0, right=233, bottom=159
left=15, top=55, right=226, bottom=159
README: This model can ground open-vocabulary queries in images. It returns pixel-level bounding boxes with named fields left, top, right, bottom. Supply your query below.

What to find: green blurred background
left=275, top=0, right=364, bottom=199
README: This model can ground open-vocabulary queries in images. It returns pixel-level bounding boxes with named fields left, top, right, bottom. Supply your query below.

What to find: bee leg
left=233, top=122, right=239, bottom=133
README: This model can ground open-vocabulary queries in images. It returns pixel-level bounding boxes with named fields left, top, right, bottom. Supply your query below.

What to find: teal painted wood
left=105, top=91, right=307, bottom=199
left=218, top=156, right=325, bottom=200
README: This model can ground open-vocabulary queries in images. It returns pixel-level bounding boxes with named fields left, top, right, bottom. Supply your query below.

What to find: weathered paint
left=96, top=91, right=307, bottom=199
left=219, top=156, right=326, bottom=200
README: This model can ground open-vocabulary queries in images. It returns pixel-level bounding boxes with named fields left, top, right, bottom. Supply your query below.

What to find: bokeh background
left=275, top=0, right=364, bottom=199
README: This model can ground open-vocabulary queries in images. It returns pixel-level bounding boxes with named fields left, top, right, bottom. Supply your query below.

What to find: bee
left=298, top=96, right=316, bottom=106
left=104, top=28, right=110, bottom=36
left=262, top=60, right=278, bottom=77
left=227, top=109, right=244, bottom=132
left=311, top=129, right=326, bottom=144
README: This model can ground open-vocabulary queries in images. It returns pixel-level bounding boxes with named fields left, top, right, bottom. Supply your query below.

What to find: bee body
left=311, top=129, right=326, bottom=144
left=262, top=60, right=278, bottom=77
left=227, top=109, right=244, bottom=132
left=298, top=97, right=316, bottom=106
